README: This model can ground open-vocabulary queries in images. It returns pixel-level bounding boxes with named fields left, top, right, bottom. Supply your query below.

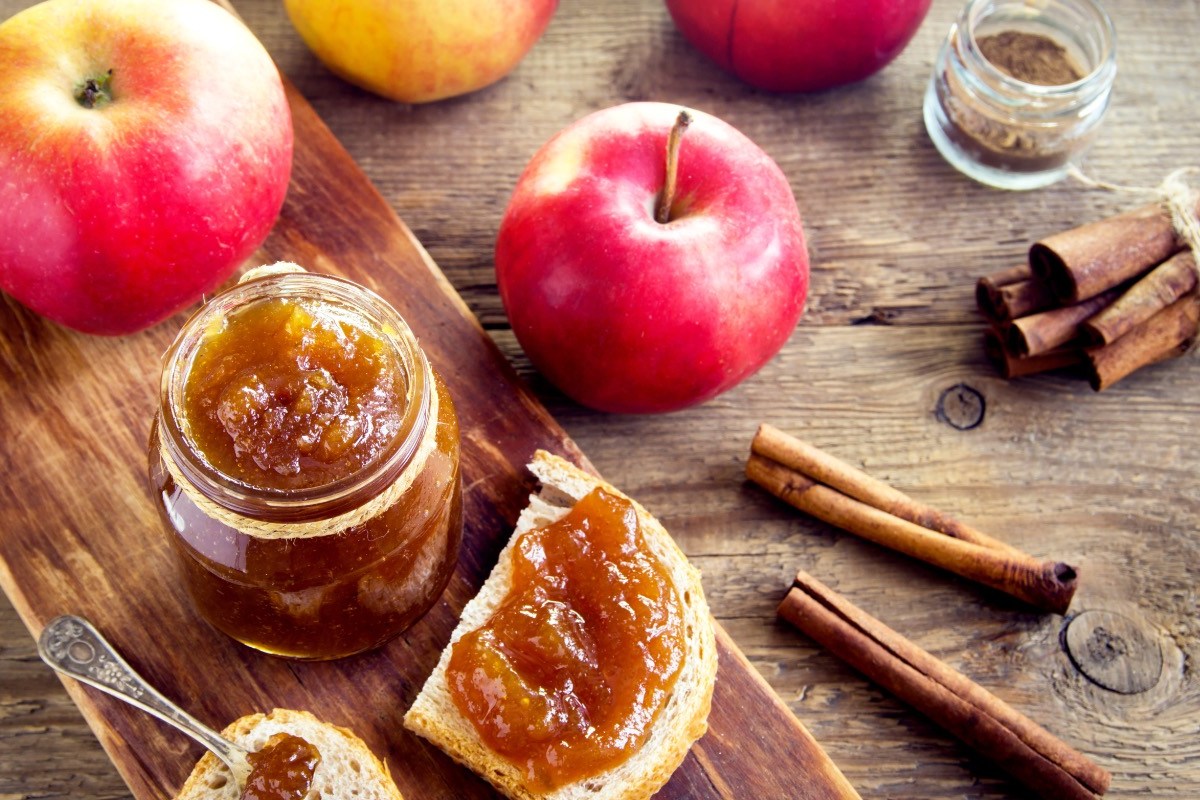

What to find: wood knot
left=935, top=383, right=985, bottom=430
left=1064, top=609, right=1163, bottom=694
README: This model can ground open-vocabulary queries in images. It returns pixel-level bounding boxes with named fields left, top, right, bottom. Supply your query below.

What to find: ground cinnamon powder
left=978, top=31, right=1084, bottom=86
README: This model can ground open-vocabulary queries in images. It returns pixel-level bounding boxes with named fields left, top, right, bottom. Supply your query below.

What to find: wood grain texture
left=3, top=0, right=1200, bottom=798
left=0, top=2, right=857, bottom=800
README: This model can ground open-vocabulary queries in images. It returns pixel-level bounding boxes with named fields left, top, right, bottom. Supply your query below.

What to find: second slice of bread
left=404, top=450, right=717, bottom=800
left=174, top=708, right=404, bottom=800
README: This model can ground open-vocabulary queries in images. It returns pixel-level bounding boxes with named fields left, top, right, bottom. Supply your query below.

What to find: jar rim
left=156, top=270, right=433, bottom=522
left=959, top=0, right=1117, bottom=97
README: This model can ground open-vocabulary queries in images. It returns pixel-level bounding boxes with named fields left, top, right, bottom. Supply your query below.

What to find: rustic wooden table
left=2, top=0, right=1198, bottom=797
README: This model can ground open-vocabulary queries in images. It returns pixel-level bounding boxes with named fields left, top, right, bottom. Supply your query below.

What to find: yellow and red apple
left=666, top=0, right=932, bottom=93
left=496, top=102, right=809, bottom=414
left=284, top=0, right=558, bottom=104
left=0, top=0, right=293, bottom=335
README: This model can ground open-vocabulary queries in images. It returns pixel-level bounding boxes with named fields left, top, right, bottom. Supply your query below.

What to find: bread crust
left=404, top=450, right=718, bottom=800
left=174, top=708, right=404, bottom=800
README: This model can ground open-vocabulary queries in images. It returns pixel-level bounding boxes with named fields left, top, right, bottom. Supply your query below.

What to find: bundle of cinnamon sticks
left=978, top=199, right=1200, bottom=389
left=749, top=425, right=1110, bottom=798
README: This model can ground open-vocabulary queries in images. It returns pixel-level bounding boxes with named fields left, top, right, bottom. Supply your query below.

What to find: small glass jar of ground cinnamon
left=924, top=0, right=1116, bottom=190
left=149, top=265, right=462, bottom=660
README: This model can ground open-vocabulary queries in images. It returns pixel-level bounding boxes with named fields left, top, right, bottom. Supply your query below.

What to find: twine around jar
left=158, top=383, right=438, bottom=540
left=158, top=260, right=439, bottom=540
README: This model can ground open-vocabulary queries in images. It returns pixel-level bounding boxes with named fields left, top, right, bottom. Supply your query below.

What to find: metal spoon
left=37, top=614, right=252, bottom=788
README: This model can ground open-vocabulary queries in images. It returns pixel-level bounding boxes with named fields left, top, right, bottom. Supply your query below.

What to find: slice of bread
left=175, top=708, right=404, bottom=800
left=404, top=450, right=717, bottom=800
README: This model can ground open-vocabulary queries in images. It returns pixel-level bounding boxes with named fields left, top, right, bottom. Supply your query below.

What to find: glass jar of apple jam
left=149, top=264, right=461, bottom=660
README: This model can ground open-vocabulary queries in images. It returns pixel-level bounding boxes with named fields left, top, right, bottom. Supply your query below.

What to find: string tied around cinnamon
left=1161, top=167, right=1200, bottom=270
left=1067, top=165, right=1200, bottom=351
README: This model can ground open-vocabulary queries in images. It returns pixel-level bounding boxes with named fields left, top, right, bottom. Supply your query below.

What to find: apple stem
left=76, top=69, right=114, bottom=109
left=655, top=110, right=692, bottom=224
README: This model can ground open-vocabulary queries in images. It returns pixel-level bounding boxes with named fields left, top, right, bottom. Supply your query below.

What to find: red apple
left=495, top=102, right=808, bottom=414
left=0, top=0, right=293, bottom=335
left=665, top=0, right=932, bottom=93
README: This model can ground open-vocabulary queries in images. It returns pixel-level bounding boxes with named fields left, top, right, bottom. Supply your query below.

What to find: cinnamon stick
left=779, top=572, right=1110, bottom=799
left=1081, top=251, right=1199, bottom=346
left=1085, top=293, right=1200, bottom=390
left=753, top=424, right=1019, bottom=553
left=977, top=264, right=1039, bottom=321
left=978, top=263, right=1033, bottom=293
left=984, top=329, right=1083, bottom=379
left=993, top=279, right=1059, bottom=321
left=1030, top=199, right=1199, bottom=303
left=747, top=451, right=1077, bottom=613
left=1007, top=286, right=1123, bottom=357
left=977, top=271, right=1058, bottom=321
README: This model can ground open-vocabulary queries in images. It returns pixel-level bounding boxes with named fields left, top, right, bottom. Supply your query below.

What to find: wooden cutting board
left=0, top=24, right=859, bottom=800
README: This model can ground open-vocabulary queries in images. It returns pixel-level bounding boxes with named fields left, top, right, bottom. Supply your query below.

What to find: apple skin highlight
left=496, top=102, right=809, bottom=414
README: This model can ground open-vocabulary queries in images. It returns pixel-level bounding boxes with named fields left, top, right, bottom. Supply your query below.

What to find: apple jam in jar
left=149, top=265, right=461, bottom=660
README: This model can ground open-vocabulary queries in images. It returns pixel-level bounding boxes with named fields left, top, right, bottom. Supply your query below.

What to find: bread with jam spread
left=404, top=450, right=717, bottom=800
left=174, top=708, right=404, bottom=800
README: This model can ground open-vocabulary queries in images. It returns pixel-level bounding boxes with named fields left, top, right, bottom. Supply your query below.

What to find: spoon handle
left=38, top=614, right=251, bottom=784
